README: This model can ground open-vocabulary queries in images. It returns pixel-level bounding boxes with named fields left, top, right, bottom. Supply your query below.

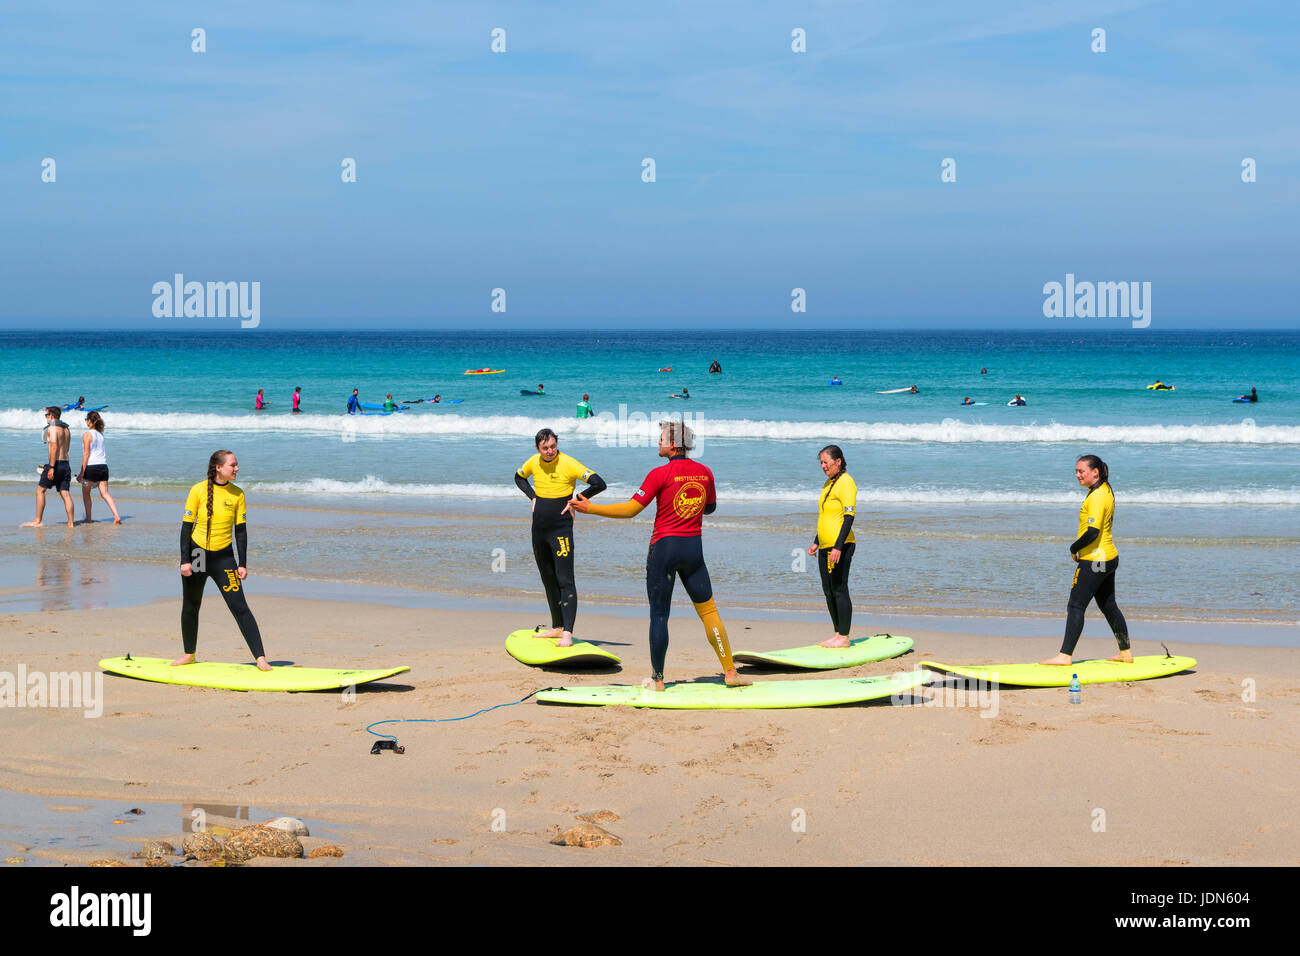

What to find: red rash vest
left=632, top=456, right=716, bottom=545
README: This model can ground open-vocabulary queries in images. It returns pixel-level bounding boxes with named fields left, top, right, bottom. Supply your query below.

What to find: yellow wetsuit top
left=816, top=473, right=858, bottom=548
left=516, top=452, right=593, bottom=499
left=183, top=480, right=246, bottom=551
left=1076, top=482, right=1118, bottom=562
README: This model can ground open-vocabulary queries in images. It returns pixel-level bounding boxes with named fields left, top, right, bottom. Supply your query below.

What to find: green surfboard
left=733, top=633, right=913, bottom=670
left=536, top=671, right=926, bottom=709
left=505, top=629, right=621, bottom=667
left=920, top=655, right=1196, bottom=687
left=99, top=657, right=409, bottom=692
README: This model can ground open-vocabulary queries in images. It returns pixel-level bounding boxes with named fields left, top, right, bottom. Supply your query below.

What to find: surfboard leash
left=364, top=687, right=559, bottom=751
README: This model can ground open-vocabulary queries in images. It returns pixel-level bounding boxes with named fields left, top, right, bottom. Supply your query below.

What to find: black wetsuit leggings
left=818, top=542, right=855, bottom=635
left=531, top=520, right=577, bottom=632
left=181, top=544, right=265, bottom=658
left=645, top=535, right=713, bottom=679
left=1061, top=557, right=1129, bottom=656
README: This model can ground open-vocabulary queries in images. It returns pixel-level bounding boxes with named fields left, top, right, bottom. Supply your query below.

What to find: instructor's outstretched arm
left=569, top=493, right=644, bottom=518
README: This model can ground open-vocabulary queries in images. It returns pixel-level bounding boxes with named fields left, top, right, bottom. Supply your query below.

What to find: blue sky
left=1, top=0, right=1297, bottom=329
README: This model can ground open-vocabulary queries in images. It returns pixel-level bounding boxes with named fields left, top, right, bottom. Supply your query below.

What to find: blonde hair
left=659, top=419, right=694, bottom=452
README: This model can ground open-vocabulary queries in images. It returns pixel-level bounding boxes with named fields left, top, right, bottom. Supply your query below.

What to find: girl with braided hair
left=172, top=450, right=270, bottom=670
left=808, top=445, right=858, bottom=648
left=1040, top=454, right=1132, bottom=666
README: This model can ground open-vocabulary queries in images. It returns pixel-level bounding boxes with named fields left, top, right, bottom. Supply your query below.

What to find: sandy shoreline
left=1, top=596, right=1297, bottom=866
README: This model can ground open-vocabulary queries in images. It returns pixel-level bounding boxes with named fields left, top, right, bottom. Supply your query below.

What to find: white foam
left=2, top=408, right=1295, bottom=445
left=3, top=467, right=1296, bottom=506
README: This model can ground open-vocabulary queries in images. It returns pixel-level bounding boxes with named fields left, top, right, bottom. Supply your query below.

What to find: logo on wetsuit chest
left=221, top=570, right=240, bottom=592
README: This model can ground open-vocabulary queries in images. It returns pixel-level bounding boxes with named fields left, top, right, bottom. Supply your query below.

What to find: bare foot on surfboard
left=818, top=635, right=851, bottom=648
left=1107, top=650, right=1133, bottom=662
left=1038, top=653, right=1072, bottom=666
left=644, top=676, right=666, bottom=692
left=556, top=632, right=574, bottom=647
left=170, top=653, right=195, bottom=666
left=256, top=656, right=272, bottom=671
left=724, top=669, right=752, bottom=687
left=535, top=626, right=562, bottom=639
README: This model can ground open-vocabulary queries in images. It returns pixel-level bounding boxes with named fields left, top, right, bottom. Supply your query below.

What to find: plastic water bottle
left=1069, top=674, right=1082, bottom=704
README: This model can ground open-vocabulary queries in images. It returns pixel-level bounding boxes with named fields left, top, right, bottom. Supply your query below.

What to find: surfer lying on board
left=515, top=429, right=606, bottom=647
left=570, top=420, right=750, bottom=691
left=1040, top=455, right=1131, bottom=666
left=174, top=450, right=271, bottom=671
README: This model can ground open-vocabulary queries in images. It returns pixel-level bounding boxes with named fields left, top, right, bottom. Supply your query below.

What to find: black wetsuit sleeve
left=181, top=521, right=194, bottom=564
left=234, top=523, right=248, bottom=567
left=582, top=472, right=607, bottom=499
left=833, top=514, right=855, bottom=550
left=1069, top=527, right=1100, bottom=554
left=704, top=501, right=717, bottom=516
left=514, top=472, right=536, bottom=500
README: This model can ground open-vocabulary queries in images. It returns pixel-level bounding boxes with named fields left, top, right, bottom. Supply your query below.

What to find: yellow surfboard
left=537, top=671, right=926, bottom=709
left=919, top=655, right=1196, bottom=687
left=99, top=656, right=409, bottom=692
left=734, top=633, right=913, bottom=670
left=505, top=629, right=621, bottom=667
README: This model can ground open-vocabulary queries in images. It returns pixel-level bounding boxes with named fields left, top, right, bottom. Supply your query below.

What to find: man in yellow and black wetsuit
left=515, top=428, right=606, bottom=647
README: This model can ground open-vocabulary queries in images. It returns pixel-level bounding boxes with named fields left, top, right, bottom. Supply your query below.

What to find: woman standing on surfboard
left=1040, top=454, right=1131, bottom=666
left=173, top=450, right=270, bottom=671
left=570, top=420, right=750, bottom=691
left=515, top=429, right=606, bottom=648
left=808, top=444, right=857, bottom=648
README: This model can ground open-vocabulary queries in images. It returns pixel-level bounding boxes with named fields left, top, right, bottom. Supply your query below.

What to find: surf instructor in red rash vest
left=570, top=420, right=750, bottom=691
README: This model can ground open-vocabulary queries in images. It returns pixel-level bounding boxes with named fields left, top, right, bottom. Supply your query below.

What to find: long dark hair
left=819, top=444, right=848, bottom=496
left=1077, top=454, right=1111, bottom=490
left=206, top=450, right=233, bottom=546
left=85, top=411, right=104, bottom=432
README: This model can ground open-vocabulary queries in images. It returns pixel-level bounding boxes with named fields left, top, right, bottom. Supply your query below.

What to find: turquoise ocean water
left=2, top=330, right=1297, bottom=637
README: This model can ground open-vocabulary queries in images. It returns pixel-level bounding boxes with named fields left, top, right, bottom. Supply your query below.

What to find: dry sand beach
left=2, top=597, right=1296, bottom=866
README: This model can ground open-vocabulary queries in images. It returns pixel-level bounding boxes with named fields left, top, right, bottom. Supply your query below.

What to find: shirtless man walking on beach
left=23, top=407, right=76, bottom=527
